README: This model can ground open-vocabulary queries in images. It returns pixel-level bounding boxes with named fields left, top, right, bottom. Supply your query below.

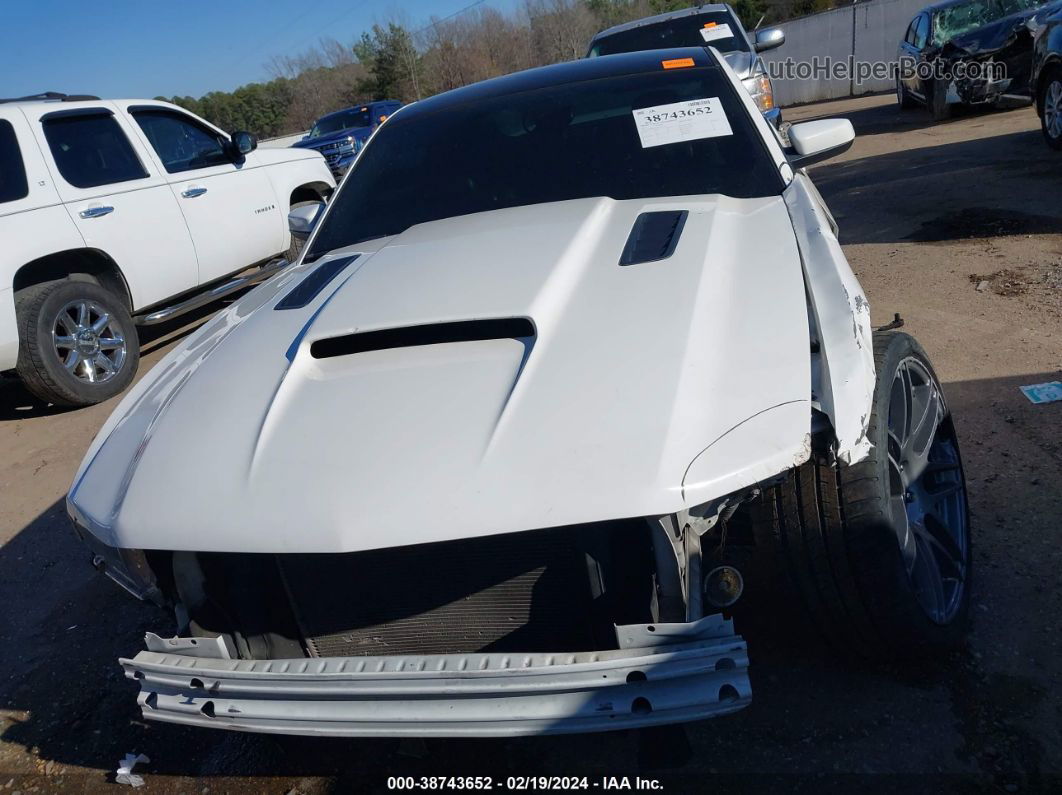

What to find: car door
left=899, top=17, right=920, bottom=92
left=127, top=106, right=284, bottom=286
left=27, top=103, right=198, bottom=310
left=909, top=14, right=933, bottom=98
left=900, top=14, right=926, bottom=95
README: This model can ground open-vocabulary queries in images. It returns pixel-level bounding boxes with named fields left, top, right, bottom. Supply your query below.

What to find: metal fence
left=761, top=0, right=928, bottom=106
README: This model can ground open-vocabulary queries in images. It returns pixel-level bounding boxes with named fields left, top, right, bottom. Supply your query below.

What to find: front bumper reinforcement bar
left=120, top=619, right=750, bottom=737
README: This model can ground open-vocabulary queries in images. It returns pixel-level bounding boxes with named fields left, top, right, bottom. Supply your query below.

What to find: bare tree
left=214, top=0, right=680, bottom=135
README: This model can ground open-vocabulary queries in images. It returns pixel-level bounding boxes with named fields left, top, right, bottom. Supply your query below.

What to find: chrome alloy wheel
left=52, top=299, right=127, bottom=385
left=886, top=357, right=969, bottom=624
left=1045, top=78, right=1062, bottom=141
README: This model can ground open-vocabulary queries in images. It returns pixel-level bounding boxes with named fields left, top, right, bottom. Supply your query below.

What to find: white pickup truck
left=0, top=93, right=335, bottom=406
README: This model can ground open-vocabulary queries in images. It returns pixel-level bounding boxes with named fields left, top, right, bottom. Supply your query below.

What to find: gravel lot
left=1, top=93, right=1060, bottom=793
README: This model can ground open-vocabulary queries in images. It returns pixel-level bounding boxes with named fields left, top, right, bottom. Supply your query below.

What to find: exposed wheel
left=896, top=75, right=917, bottom=110
left=930, top=79, right=953, bottom=121
left=1040, top=66, right=1062, bottom=150
left=751, top=331, right=971, bottom=658
left=15, top=279, right=139, bottom=407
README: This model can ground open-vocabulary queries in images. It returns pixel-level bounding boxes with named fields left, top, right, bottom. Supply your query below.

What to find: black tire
left=1039, top=65, right=1062, bottom=151
left=15, top=279, right=139, bottom=407
left=896, top=76, right=917, bottom=110
left=750, top=331, right=971, bottom=659
left=930, top=79, right=953, bottom=121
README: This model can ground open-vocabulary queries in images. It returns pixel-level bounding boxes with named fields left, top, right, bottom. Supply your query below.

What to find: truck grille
left=314, top=139, right=356, bottom=171
left=278, top=527, right=603, bottom=658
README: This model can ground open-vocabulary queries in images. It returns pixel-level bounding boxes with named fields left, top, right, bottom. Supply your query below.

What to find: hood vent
left=310, top=317, right=535, bottom=359
left=619, top=211, right=688, bottom=266
left=275, top=255, right=359, bottom=311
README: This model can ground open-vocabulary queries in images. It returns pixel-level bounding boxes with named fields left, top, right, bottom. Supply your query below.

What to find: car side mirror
left=288, top=201, right=325, bottom=241
left=230, top=131, right=258, bottom=157
left=754, top=28, right=785, bottom=53
left=786, top=119, right=855, bottom=168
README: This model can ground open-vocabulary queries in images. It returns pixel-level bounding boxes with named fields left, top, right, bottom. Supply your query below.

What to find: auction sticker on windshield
left=700, top=23, right=733, bottom=43
left=632, top=98, right=732, bottom=148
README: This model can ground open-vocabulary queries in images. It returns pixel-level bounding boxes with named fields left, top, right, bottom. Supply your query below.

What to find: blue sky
left=0, top=0, right=518, bottom=100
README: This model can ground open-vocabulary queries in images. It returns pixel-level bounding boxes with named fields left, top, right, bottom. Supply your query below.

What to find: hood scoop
left=619, top=211, right=688, bottom=266
left=276, top=255, right=359, bottom=310
left=310, top=317, right=536, bottom=359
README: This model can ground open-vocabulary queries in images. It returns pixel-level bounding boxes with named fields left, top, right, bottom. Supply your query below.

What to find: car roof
left=7, top=98, right=179, bottom=113
left=591, top=4, right=734, bottom=41
left=0, top=92, right=100, bottom=106
left=390, top=47, right=718, bottom=122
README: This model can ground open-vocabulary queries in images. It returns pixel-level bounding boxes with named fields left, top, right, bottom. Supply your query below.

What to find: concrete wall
left=761, top=0, right=927, bottom=106
left=260, top=131, right=308, bottom=149
left=853, top=0, right=930, bottom=89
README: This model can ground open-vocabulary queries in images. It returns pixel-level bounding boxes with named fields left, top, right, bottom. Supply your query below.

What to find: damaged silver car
left=68, top=48, right=972, bottom=737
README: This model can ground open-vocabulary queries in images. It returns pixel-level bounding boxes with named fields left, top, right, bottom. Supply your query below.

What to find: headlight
left=742, top=73, right=775, bottom=113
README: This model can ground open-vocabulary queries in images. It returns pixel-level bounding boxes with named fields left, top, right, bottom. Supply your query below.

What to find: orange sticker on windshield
left=703, top=22, right=717, bottom=27
left=661, top=57, right=696, bottom=69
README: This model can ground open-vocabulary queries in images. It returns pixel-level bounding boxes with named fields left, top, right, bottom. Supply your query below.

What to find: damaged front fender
left=784, top=173, right=876, bottom=466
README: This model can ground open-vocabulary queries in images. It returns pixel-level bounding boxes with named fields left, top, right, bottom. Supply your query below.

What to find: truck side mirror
left=754, top=28, right=785, bottom=53
left=786, top=119, right=855, bottom=168
left=230, top=131, right=258, bottom=157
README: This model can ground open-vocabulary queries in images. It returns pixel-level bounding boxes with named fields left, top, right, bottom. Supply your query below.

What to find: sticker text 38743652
left=631, top=98, right=733, bottom=149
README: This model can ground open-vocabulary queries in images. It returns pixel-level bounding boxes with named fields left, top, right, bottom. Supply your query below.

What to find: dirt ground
left=1, top=94, right=1060, bottom=793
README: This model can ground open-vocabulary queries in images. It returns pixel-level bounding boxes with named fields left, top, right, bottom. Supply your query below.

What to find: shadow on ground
left=788, top=94, right=1033, bottom=137
left=2, top=369, right=1059, bottom=791
left=808, top=129, right=1062, bottom=245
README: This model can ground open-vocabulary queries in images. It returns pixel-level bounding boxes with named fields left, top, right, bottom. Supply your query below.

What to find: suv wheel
left=15, top=279, right=139, bottom=407
left=750, top=331, right=971, bottom=658
left=1040, top=66, right=1062, bottom=150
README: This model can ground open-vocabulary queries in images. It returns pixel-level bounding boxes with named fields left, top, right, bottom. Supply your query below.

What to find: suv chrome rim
left=52, top=299, right=127, bottom=385
left=1046, top=79, right=1062, bottom=140
left=886, top=357, right=968, bottom=624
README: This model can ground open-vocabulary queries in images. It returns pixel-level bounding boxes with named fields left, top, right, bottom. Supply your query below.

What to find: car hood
left=943, top=7, right=1042, bottom=56
left=68, top=196, right=812, bottom=554
left=292, top=127, right=370, bottom=149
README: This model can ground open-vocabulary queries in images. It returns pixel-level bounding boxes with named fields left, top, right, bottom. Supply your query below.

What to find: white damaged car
left=67, top=47, right=971, bottom=737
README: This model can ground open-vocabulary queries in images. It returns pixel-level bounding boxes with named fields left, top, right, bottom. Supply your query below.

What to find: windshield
left=588, top=12, right=748, bottom=57
left=308, top=108, right=372, bottom=139
left=932, top=0, right=1045, bottom=44
left=307, top=67, right=781, bottom=259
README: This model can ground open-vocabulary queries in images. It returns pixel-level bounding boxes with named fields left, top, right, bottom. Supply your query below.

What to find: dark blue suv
left=292, top=100, right=402, bottom=177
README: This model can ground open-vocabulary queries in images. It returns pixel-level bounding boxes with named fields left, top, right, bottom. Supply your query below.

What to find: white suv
left=0, top=93, right=335, bottom=406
